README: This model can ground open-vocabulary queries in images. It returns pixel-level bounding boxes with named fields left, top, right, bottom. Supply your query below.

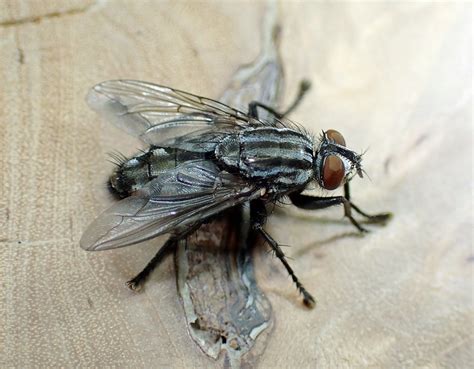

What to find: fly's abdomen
left=215, top=127, right=314, bottom=187
left=109, top=148, right=202, bottom=198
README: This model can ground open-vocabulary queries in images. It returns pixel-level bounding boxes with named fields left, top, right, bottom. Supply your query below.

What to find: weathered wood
left=176, top=10, right=281, bottom=367
left=1, top=1, right=472, bottom=368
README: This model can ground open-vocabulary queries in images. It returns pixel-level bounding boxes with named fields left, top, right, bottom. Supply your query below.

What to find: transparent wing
left=80, top=160, right=262, bottom=251
left=87, top=80, right=256, bottom=146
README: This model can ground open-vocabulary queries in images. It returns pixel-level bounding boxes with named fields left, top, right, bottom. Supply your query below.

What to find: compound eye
left=325, top=129, right=346, bottom=146
left=322, top=155, right=345, bottom=190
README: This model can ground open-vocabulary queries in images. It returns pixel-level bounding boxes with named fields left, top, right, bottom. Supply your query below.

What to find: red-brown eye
left=325, top=129, right=346, bottom=146
left=322, top=155, right=345, bottom=190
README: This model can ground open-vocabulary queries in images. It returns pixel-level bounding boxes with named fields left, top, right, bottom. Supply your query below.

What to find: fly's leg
left=289, top=192, right=369, bottom=232
left=259, top=228, right=316, bottom=308
left=280, top=79, right=312, bottom=117
left=289, top=191, right=391, bottom=233
left=126, top=238, right=177, bottom=291
left=344, top=182, right=392, bottom=223
left=251, top=200, right=316, bottom=308
left=248, top=80, right=311, bottom=119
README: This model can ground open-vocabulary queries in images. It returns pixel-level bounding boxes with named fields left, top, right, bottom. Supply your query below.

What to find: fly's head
left=313, top=129, right=363, bottom=191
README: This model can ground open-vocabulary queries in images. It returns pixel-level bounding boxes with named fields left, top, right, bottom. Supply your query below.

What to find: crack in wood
left=0, top=1, right=99, bottom=28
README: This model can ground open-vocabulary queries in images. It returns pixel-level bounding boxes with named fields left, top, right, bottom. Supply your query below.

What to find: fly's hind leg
left=248, top=79, right=311, bottom=119
left=126, top=238, right=177, bottom=291
left=251, top=200, right=316, bottom=308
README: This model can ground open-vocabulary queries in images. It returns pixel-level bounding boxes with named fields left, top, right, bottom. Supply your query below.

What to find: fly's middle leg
left=248, top=79, right=311, bottom=119
left=250, top=200, right=316, bottom=308
left=126, top=238, right=177, bottom=291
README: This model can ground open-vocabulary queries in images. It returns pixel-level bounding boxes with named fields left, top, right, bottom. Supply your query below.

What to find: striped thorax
left=215, top=127, right=314, bottom=190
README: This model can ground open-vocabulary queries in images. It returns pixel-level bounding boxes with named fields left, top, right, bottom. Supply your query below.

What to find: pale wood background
left=0, top=1, right=472, bottom=368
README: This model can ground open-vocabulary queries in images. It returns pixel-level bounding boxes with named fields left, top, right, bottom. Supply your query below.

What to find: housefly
left=80, top=80, right=391, bottom=306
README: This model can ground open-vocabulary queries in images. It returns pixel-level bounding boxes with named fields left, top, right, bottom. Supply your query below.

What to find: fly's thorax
left=215, top=127, right=315, bottom=190
left=214, top=135, right=240, bottom=172
left=109, top=147, right=203, bottom=198
left=313, top=130, right=363, bottom=191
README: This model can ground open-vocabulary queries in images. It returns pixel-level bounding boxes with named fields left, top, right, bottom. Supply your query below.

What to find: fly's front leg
left=126, top=238, right=177, bottom=291
left=248, top=79, right=311, bottom=119
left=344, top=182, right=392, bottom=224
left=289, top=192, right=369, bottom=233
left=289, top=190, right=392, bottom=232
left=250, top=200, right=316, bottom=308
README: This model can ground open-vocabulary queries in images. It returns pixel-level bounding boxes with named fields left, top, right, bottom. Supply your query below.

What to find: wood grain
left=0, top=1, right=472, bottom=368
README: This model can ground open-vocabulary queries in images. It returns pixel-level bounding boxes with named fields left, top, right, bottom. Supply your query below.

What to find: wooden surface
left=1, top=1, right=472, bottom=368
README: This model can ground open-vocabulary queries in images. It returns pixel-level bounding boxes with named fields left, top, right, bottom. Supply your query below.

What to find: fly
left=80, top=79, right=392, bottom=307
